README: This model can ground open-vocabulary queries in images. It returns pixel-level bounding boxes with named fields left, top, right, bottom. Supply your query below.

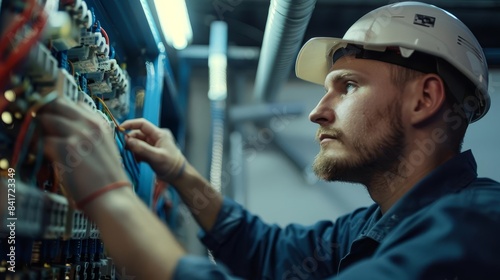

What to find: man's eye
left=345, top=82, right=357, bottom=94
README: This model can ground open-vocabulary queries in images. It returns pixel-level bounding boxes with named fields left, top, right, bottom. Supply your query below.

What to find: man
left=40, top=2, right=500, bottom=279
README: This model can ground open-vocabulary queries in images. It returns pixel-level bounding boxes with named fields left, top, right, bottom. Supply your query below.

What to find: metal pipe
left=253, top=0, right=317, bottom=102
left=208, top=21, right=228, bottom=193
left=229, top=102, right=304, bottom=124
left=230, top=131, right=247, bottom=205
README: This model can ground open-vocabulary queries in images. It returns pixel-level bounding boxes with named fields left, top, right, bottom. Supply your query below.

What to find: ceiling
left=185, top=0, right=500, bottom=65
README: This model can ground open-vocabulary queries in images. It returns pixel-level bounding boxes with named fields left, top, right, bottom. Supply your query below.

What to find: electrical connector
left=43, top=192, right=69, bottom=239
left=54, top=69, right=79, bottom=102
left=65, top=208, right=88, bottom=239
left=1, top=181, right=45, bottom=238
left=26, top=43, right=59, bottom=84
left=70, top=48, right=98, bottom=73
left=44, top=11, right=80, bottom=51
left=85, top=221, right=100, bottom=239
left=79, top=91, right=97, bottom=111
left=79, top=30, right=108, bottom=56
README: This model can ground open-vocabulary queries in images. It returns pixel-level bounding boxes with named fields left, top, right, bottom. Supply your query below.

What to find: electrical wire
left=0, top=0, right=36, bottom=55
left=114, top=132, right=139, bottom=189
left=0, top=0, right=48, bottom=88
left=14, top=116, right=36, bottom=172
left=100, top=27, right=110, bottom=57
left=153, top=180, right=167, bottom=210
left=29, top=123, right=44, bottom=182
left=100, top=27, right=109, bottom=46
left=51, top=160, right=61, bottom=193
left=68, top=60, right=75, bottom=76
left=11, top=91, right=58, bottom=169
left=11, top=113, right=35, bottom=169
left=94, top=96, right=125, bottom=133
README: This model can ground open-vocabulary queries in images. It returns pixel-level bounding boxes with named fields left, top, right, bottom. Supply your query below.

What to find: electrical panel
left=0, top=0, right=158, bottom=278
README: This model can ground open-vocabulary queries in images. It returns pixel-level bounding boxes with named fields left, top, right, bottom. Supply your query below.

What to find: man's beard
left=312, top=100, right=405, bottom=185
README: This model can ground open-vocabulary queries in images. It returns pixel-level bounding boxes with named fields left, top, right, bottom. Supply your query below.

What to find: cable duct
left=254, top=0, right=317, bottom=102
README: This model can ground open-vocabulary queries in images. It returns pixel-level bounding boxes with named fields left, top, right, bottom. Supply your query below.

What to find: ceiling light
left=153, top=0, right=193, bottom=50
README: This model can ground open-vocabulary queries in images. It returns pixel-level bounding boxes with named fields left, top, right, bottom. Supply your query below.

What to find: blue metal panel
left=138, top=0, right=163, bottom=49
left=84, top=0, right=185, bottom=209
left=85, top=0, right=161, bottom=58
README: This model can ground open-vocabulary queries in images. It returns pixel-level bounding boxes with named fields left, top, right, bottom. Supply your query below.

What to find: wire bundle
left=0, top=0, right=48, bottom=89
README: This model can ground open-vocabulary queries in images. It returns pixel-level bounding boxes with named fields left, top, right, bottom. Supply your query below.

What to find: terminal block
left=65, top=208, right=88, bottom=240
left=70, top=48, right=99, bottom=73
left=79, top=30, right=108, bottom=57
left=0, top=180, right=44, bottom=239
left=54, top=69, right=79, bottom=102
left=26, top=43, right=59, bottom=85
left=43, top=193, right=69, bottom=239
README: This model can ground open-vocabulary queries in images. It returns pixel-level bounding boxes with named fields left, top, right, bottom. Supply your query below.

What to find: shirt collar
left=364, top=150, right=478, bottom=241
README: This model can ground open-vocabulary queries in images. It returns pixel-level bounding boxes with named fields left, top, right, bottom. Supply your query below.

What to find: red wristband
left=76, top=181, right=131, bottom=210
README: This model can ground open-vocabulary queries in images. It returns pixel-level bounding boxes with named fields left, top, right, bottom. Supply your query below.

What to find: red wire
left=0, top=0, right=36, bottom=55
left=153, top=180, right=167, bottom=210
left=11, top=112, right=34, bottom=168
left=5, top=2, right=48, bottom=165
left=100, top=27, right=110, bottom=57
left=51, top=168, right=60, bottom=193
left=0, top=2, right=47, bottom=88
left=100, top=27, right=110, bottom=46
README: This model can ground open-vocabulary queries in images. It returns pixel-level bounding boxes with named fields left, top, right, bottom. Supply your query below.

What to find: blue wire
left=93, top=20, right=101, bottom=33
left=115, top=132, right=139, bottom=188
left=90, top=7, right=96, bottom=27
left=168, top=188, right=179, bottom=231
left=109, top=46, right=116, bottom=59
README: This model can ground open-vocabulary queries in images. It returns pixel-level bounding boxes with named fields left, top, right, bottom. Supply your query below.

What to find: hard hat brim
left=295, top=37, right=389, bottom=85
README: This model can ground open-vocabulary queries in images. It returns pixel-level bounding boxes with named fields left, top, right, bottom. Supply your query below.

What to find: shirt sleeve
left=197, top=197, right=342, bottom=280
left=172, top=256, right=243, bottom=280
left=334, top=188, right=500, bottom=280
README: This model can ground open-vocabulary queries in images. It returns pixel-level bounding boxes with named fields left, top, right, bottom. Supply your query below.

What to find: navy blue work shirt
left=173, top=150, right=500, bottom=279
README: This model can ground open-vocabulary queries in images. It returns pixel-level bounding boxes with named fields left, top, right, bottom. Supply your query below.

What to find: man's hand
left=39, top=98, right=129, bottom=207
left=121, top=118, right=186, bottom=183
left=39, top=99, right=186, bottom=279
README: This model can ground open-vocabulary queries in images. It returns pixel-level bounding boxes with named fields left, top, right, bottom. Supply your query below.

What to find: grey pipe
left=254, top=0, right=317, bottom=102
left=229, top=102, right=304, bottom=125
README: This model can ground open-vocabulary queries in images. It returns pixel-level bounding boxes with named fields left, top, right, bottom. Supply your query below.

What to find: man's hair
left=389, top=64, right=468, bottom=153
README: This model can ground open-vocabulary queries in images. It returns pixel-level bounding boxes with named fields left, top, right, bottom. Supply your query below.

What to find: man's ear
left=408, top=73, right=447, bottom=126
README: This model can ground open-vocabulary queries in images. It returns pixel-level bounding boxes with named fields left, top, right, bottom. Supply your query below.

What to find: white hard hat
left=295, top=1, right=490, bottom=122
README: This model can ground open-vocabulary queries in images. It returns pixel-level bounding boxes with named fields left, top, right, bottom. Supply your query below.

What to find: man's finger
left=126, top=130, right=148, bottom=142
left=42, top=136, right=65, bottom=162
left=125, top=137, right=163, bottom=164
left=38, top=113, right=78, bottom=138
left=121, top=118, right=162, bottom=142
left=39, top=97, right=87, bottom=120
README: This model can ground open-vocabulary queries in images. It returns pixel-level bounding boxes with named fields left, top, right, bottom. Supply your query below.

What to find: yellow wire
left=68, top=60, right=75, bottom=76
left=93, top=96, right=125, bottom=133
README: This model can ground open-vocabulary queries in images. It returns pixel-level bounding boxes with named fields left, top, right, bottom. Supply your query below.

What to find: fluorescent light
left=153, top=0, right=193, bottom=50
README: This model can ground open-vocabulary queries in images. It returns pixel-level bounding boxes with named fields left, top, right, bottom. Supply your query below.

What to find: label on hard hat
left=413, top=14, right=436, bottom=28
